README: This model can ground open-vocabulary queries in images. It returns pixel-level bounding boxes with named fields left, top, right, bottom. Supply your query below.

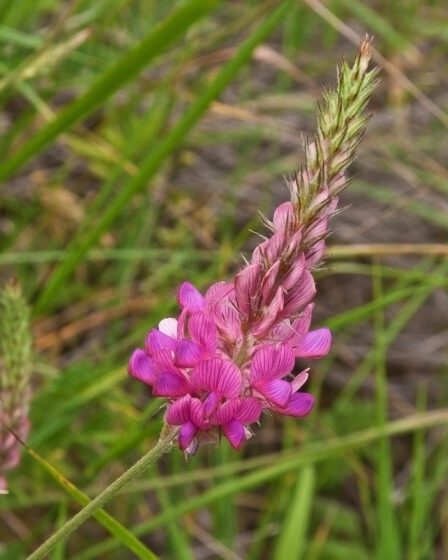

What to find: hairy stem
left=27, top=426, right=179, bottom=560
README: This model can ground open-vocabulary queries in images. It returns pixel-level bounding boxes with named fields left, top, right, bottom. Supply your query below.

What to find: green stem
left=27, top=426, right=179, bottom=560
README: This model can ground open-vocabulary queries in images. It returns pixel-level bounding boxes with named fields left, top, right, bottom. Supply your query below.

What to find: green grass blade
left=18, top=437, right=159, bottom=560
left=0, top=0, right=219, bottom=181
left=34, top=0, right=292, bottom=314
left=71, top=410, right=448, bottom=560
left=373, top=263, right=402, bottom=559
left=272, top=466, right=315, bottom=560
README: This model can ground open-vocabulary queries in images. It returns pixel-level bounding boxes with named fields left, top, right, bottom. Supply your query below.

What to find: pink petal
left=251, top=344, right=294, bottom=380
left=203, top=392, right=220, bottom=418
left=251, top=240, right=268, bottom=265
left=158, top=318, right=178, bottom=338
left=253, top=378, right=292, bottom=407
left=273, top=344, right=295, bottom=377
left=291, top=370, right=309, bottom=392
left=145, top=329, right=177, bottom=354
left=189, top=398, right=206, bottom=428
left=222, top=420, right=246, bottom=450
left=305, top=240, right=325, bottom=267
left=235, top=264, right=261, bottom=316
left=261, top=261, right=281, bottom=304
left=273, top=202, right=295, bottom=232
left=291, top=304, right=314, bottom=337
left=191, top=358, right=242, bottom=399
left=176, top=339, right=204, bottom=367
left=281, top=253, right=306, bottom=291
left=179, top=422, right=198, bottom=450
left=281, top=269, right=316, bottom=317
left=153, top=372, right=191, bottom=397
left=152, top=349, right=178, bottom=374
left=251, top=345, right=276, bottom=381
left=177, top=282, right=205, bottom=312
left=278, top=392, right=314, bottom=417
left=265, top=233, right=286, bottom=262
left=251, top=286, right=284, bottom=337
left=128, top=349, right=156, bottom=385
left=205, top=282, right=234, bottom=307
left=165, top=395, right=192, bottom=425
left=188, top=312, right=217, bottom=352
left=211, top=301, right=242, bottom=342
left=210, top=399, right=240, bottom=425
left=306, top=216, right=328, bottom=240
left=236, top=397, right=262, bottom=424
left=294, top=328, right=332, bottom=359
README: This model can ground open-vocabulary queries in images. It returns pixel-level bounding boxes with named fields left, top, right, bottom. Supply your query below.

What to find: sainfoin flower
left=128, top=39, right=378, bottom=453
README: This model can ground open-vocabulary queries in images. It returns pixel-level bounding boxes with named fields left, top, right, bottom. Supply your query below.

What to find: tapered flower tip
left=279, top=392, right=314, bottom=417
left=191, top=358, right=242, bottom=399
left=128, top=349, right=156, bottom=385
left=222, top=419, right=246, bottom=450
left=177, top=282, right=205, bottom=312
left=294, top=328, right=332, bottom=359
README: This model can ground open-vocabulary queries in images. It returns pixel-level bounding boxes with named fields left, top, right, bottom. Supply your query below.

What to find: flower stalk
left=27, top=425, right=179, bottom=560
left=129, top=38, right=379, bottom=454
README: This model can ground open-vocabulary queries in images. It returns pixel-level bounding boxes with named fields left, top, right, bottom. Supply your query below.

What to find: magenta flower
left=129, top=272, right=328, bottom=452
left=128, top=39, right=378, bottom=453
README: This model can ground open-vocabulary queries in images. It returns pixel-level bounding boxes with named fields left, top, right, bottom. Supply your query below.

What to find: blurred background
left=0, top=0, right=447, bottom=558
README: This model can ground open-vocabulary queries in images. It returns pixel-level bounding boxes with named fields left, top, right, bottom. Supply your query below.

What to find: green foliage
left=1, top=1, right=447, bottom=559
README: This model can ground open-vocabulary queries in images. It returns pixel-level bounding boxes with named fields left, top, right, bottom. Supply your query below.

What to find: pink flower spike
left=191, top=358, right=242, bottom=399
left=178, top=282, right=205, bottom=312
left=278, top=392, right=314, bottom=417
left=294, top=328, right=332, bottom=359
left=222, top=420, right=246, bottom=450
left=253, top=378, right=292, bottom=407
left=128, top=349, right=156, bottom=385
left=179, top=422, right=198, bottom=451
